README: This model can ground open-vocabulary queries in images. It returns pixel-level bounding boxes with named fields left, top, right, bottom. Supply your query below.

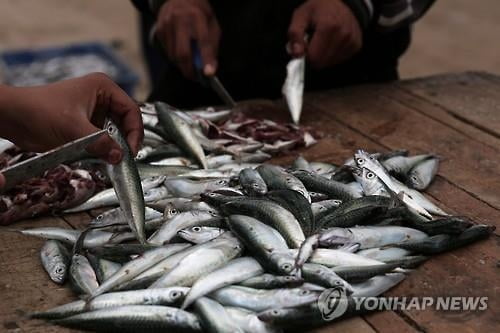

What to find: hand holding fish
left=156, top=0, right=221, bottom=79
left=288, top=0, right=363, bottom=68
left=0, top=73, right=143, bottom=165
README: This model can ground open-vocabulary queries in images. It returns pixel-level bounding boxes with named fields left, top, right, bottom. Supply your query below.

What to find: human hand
left=0, top=73, right=143, bottom=164
left=156, top=0, right=221, bottom=79
left=0, top=173, right=4, bottom=189
left=288, top=0, right=363, bottom=68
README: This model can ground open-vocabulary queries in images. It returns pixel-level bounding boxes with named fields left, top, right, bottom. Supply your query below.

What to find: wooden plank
left=306, top=85, right=500, bottom=212
left=388, top=85, right=500, bottom=152
left=301, top=92, right=499, bottom=331
left=0, top=217, right=77, bottom=332
left=363, top=311, right=422, bottom=333
left=311, top=316, right=377, bottom=333
left=399, top=72, right=500, bottom=139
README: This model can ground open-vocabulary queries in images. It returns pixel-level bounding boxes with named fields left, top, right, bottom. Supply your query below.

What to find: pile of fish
left=8, top=103, right=493, bottom=332
left=0, top=103, right=316, bottom=225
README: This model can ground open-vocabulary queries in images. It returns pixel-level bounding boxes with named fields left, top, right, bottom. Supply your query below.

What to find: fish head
left=168, top=287, right=189, bottom=305
left=249, top=181, right=267, bottom=196
left=270, top=252, right=296, bottom=275
left=407, top=171, right=423, bottom=189
left=50, top=262, right=67, bottom=283
left=257, top=308, right=294, bottom=323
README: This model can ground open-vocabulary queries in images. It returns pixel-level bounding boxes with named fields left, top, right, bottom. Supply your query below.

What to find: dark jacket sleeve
left=342, top=0, right=435, bottom=31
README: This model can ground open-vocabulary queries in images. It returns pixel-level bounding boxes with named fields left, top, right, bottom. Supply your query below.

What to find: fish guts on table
left=5, top=103, right=494, bottom=332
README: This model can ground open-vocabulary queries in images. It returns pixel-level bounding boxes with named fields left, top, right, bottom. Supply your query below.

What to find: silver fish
left=318, top=226, right=428, bottom=249
left=226, top=306, right=282, bottom=333
left=64, top=176, right=164, bottom=213
left=356, top=247, right=413, bottom=262
left=149, top=232, right=243, bottom=288
left=164, top=178, right=230, bottom=198
left=90, top=243, right=190, bottom=297
left=178, top=226, right=226, bottom=244
left=193, top=297, right=244, bottom=333
left=40, top=240, right=70, bottom=284
left=311, top=199, right=342, bottom=219
left=222, top=200, right=305, bottom=248
left=227, top=215, right=296, bottom=276
left=53, top=305, right=202, bottom=332
left=30, top=287, right=189, bottom=319
left=210, top=286, right=319, bottom=312
left=90, top=207, right=162, bottom=228
left=257, top=165, right=311, bottom=203
left=182, top=257, right=264, bottom=309
left=239, top=168, right=268, bottom=196
left=17, top=228, right=135, bottom=248
left=239, top=274, right=304, bottom=289
left=151, top=157, right=193, bottom=166
left=291, top=155, right=312, bottom=172
left=105, top=120, right=147, bottom=244
left=148, top=210, right=221, bottom=245
left=155, top=102, right=208, bottom=169
left=351, top=273, right=406, bottom=297
left=407, top=157, right=439, bottom=190
left=382, top=154, right=433, bottom=176
left=93, top=258, right=122, bottom=283
left=282, top=57, right=305, bottom=124
left=289, top=248, right=385, bottom=267
left=69, top=254, right=99, bottom=295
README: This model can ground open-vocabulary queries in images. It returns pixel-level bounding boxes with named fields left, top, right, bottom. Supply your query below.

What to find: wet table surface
left=1, top=71, right=499, bottom=332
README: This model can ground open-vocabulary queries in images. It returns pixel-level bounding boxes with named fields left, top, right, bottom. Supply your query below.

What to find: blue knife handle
left=191, top=40, right=208, bottom=86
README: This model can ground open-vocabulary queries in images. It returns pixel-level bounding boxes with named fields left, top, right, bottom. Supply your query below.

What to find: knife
left=0, top=129, right=107, bottom=193
left=191, top=40, right=237, bottom=108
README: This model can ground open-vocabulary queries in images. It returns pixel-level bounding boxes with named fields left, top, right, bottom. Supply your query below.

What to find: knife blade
left=0, top=129, right=107, bottom=193
left=207, top=75, right=237, bottom=108
left=191, top=40, right=236, bottom=108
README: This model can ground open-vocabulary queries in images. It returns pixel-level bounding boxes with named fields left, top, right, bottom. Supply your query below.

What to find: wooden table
left=1, top=71, right=499, bottom=332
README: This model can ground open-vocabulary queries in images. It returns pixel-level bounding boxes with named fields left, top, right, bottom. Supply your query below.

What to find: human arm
left=0, top=73, right=144, bottom=187
left=288, top=0, right=436, bottom=67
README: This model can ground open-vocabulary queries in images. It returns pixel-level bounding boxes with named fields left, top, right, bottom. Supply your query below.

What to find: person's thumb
left=75, top=120, right=123, bottom=165
left=0, top=173, right=5, bottom=189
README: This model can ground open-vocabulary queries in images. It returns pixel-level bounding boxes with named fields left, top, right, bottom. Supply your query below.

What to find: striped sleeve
left=375, top=0, right=436, bottom=30
left=343, top=0, right=435, bottom=31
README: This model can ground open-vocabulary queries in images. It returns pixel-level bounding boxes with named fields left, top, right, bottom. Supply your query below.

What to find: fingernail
left=204, top=64, right=215, bottom=76
left=108, top=149, right=123, bottom=165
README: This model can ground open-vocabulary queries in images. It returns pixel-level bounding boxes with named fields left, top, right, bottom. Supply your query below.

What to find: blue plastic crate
left=0, top=41, right=139, bottom=96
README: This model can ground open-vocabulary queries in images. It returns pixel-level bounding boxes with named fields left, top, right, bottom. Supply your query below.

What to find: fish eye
left=170, top=209, right=178, bottom=215
left=170, top=291, right=180, bottom=298
left=192, top=227, right=202, bottom=232
left=272, top=309, right=280, bottom=315
left=253, top=183, right=260, bottom=188
left=284, top=276, right=294, bottom=281
left=55, top=267, right=64, bottom=274
left=107, top=124, right=117, bottom=134
left=356, top=158, right=364, bottom=165
left=96, top=215, right=103, bottom=220
left=366, top=172, right=375, bottom=179
left=299, top=289, right=310, bottom=296
left=334, top=200, right=342, bottom=204
left=411, top=176, right=418, bottom=182
left=208, top=193, right=216, bottom=197
left=335, top=281, right=343, bottom=286
left=216, top=180, right=227, bottom=185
